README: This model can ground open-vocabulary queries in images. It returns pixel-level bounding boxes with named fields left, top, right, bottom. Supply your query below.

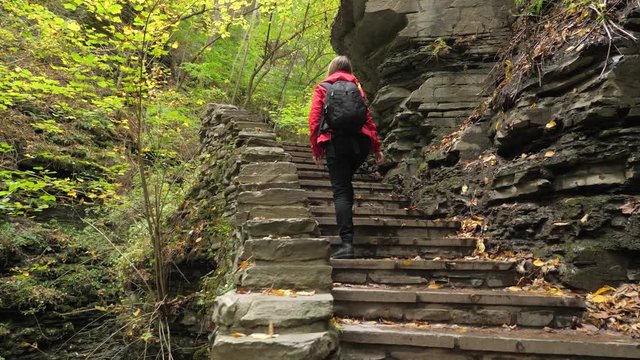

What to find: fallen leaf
left=546, top=120, right=557, bottom=129
left=544, top=150, right=555, bottom=158
left=593, top=285, right=616, bottom=296
left=231, top=332, right=246, bottom=338
left=268, top=321, right=274, bottom=336
left=296, top=290, right=316, bottom=296
left=580, top=213, right=589, bottom=224
left=533, top=259, right=545, bottom=267
left=589, top=294, right=611, bottom=303
left=475, top=238, right=486, bottom=255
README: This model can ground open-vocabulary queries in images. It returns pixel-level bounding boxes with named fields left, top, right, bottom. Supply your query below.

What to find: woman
left=308, top=55, right=384, bottom=259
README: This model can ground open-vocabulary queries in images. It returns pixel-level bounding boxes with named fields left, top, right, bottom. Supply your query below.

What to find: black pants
left=324, top=134, right=371, bottom=243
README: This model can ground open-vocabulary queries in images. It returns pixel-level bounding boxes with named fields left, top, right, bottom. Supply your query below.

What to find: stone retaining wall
left=198, top=104, right=339, bottom=359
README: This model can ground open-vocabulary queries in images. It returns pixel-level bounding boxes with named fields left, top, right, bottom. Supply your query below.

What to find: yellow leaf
left=590, top=294, right=611, bottom=303
left=546, top=120, right=557, bottom=129
left=428, top=282, right=442, bottom=289
left=402, top=259, right=412, bottom=266
left=475, top=239, right=485, bottom=254
left=461, top=184, right=468, bottom=195
left=133, top=308, right=141, bottom=317
left=171, top=41, right=179, bottom=49
left=533, top=259, right=545, bottom=267
left=593, top=285, right=616, bottom=296
left=544, top=150, right=555, bottom=158
left=547, top=287, right=565, bottom=296
left=95, top=305, right=107, bottom=312
left=296, top=290, right=316, bottom=296
left=67, top=21, right=81, bottom=32
left=231, top=332, right=246, bottom=338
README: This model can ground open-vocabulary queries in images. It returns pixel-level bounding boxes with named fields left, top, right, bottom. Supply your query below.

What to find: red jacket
left=308, top=71, right=382, bottom=158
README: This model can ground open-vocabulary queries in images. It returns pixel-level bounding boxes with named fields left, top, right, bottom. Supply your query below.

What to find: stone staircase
left=281, top=141, right=640, bottom=360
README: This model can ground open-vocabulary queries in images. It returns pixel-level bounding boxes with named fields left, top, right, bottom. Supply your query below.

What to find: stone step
left=294, top=162, right=378, bottom=179
left=298, top=170, right=380, bottom=182
left=289, top=155, right=377, bottom=169
left=213, top=331, right=338, bottom=360
left=295, top=163, right=327, bottom=171
left=339, top=323, right=640, bottom=359
left=326, top=235, right=475, bottom=259
left=300, top=180, right=394, bottom=192
left=331, top=259, right=518, bottom=288
left=311, top=206, right=422, bottom=218
left=285, top=152, right=315, bottom=159
left=318, top=217, right=459, bottom=238
left=328, top=236, right=476, bottom=248
left=214, top=292, right=333, bottom=335
left=332, top=287, right=585, bottom=328
left=233, top=121, right=271, bottom=132
left=318, top=217, right=459, bottom=230
left=307, top=191, right=408, bottom=209
left=290, top=155, right=325, bottom=164
left=281, top=142, right=311, bottom=151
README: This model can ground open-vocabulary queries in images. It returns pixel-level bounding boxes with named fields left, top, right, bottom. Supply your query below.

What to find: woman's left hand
left=313, top=156, right=323, bottom=167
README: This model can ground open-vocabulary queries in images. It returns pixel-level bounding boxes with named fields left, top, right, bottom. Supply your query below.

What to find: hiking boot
left=331, top=242, right=354, bottom=259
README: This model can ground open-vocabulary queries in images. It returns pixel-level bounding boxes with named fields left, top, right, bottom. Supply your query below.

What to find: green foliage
left=515, top=0, right=545, bottom=15
left=0, top=220, right=120, bottom=315
left=270, top=98, right=312, bottom=137
left=431, top=38, right=452, bottom=59
left=0, top=0, right=339, bottom=354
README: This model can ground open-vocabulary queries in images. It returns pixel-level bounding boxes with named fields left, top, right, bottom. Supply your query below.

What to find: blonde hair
left=327, top=55, right=353, bottom=76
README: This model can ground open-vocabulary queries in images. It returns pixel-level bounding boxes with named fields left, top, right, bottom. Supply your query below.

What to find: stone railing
left=199, top=104, right=339, bottom=359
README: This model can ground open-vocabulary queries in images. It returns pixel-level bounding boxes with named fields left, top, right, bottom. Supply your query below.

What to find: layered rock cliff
left=332, top=0, right=640, bottom=291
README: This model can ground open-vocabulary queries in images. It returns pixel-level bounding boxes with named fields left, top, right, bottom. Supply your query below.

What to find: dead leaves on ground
left=620, top=198, right=640, bottom=215
left=231, top=321, right=279, bottom=339
left=586, top=284, right=640, bottom=338
left=262, top=288, right=316, bottom=297
left=336, top=317, right=431, bottom=330
left=508, top=278, right=568, bottom=297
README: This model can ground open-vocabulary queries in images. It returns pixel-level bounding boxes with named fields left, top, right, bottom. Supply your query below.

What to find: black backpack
left=319, top=81, right=368, bottom=134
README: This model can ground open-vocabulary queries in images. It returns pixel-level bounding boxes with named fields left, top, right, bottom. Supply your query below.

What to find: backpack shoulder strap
left=319, top=82, right=332, bottom=91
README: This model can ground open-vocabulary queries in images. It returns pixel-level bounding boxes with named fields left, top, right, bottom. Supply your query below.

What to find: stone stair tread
left=332, top=286, right=585, bottom=308
left=331, top=258, right=515, bottom=271
left=339, top=323, right=640, bottom=359
left=298, top=170, right=379, bottom=182
left=326, top=235, right=476, bottom=247
left=213, top=292, right=333, bottom=333
left=312, top=206, right=421, bottom=218
left=307, top=192, right=407, bottom=203
left=316, top=217, right=460, bottom=229
left=300, top=179, right=393, bottom=191
left=295, top=163, right=331, bottom=171
left=213, top=331, right=337, bottom=360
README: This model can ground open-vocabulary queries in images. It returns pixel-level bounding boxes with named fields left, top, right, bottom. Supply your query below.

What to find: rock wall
left=332, top=0, right=640, bottom=291
left=333, top=0, right=515, bottom=169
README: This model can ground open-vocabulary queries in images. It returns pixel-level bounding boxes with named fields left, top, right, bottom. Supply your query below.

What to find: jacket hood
left=323, top=71, right=358, bottom=84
